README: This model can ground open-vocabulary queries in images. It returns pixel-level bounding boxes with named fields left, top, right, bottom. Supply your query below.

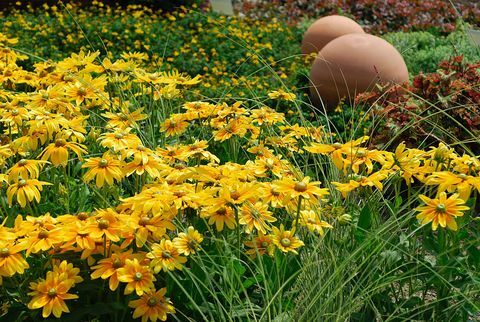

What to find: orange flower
left=40, top=138, right=87, bottom=167
left=172, top=226, right=203, bottom=256
left=90, top=251, right=135, bottom=291
left=82, top=153, right=124, bottom=188
left=28, top=271, right=78, bottom=318
left=128, top=288, right=175, bottom=322
left=416, top=192, right=469, bottom=231
left=117, top=258, right=156, bottom=296
left=270, top=224, right=304, bottom=254
left=6, top=178, right=52, bottom=208
left=0, top=241, right=29, bottom=277
left=147, top=239, right=187, bottom=273
left=273, top=176, right=329, bottom=202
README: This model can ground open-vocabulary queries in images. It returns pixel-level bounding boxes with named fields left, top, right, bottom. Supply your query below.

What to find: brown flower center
left=112, top=258, right=123, bottom=269
left=38, top=230, right=49, bottom=239
left=18, top=179, right=27, bottom=187
left=134, top=272, right=143, bottom=281
left=436, top=203, right=447, bottom=213
left=55, top=138, right=66, bottom=147
left=261, top=241, right=269, bottom=248
left=162, top=250, right=172, bottom=259
left=98, top=219, right=110, bottom=230
left=138, top=217, right=150, bottom=226
left=216, top=207, right=227, bottom=216
left=0, top=248, right=10, bottom=257
left=11, top=109, right=19, bottom=116
left=280, top=238, right=291, bottom=247
left=77, top=212, right=89, bottom=220
left=18, top=159, right=28, bottom=166
left=147, top=297, right=158, bottom=307
left=99, top=159, right=109, bottom=168
left=48, top=288, right=57, bottom=297
left=230, top=190, right=240, bottom=200
left=294, top=182, right=307, bottom=192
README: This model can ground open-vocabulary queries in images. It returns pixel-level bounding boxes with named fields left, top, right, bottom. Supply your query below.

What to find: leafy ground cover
left=0, top=2, right=479, bottom=321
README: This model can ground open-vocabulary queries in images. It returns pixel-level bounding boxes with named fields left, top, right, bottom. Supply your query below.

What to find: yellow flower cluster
left=0, top=28, right=478, bottom=320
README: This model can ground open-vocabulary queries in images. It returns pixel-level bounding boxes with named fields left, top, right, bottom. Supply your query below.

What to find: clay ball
left=309, top=33, right=409, bottom=109
left=301, top=15, right=365, bottom=55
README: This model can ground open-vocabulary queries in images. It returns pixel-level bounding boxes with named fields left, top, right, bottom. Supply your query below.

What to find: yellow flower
left=128, top=288, right=175, bottom=322
left=147, top=239, right=187, bottom=273
left=52, top=260, right=83, bottom=285
left=270, top=224, right=304, bottom=254
left=425, top=171, right=480, bottom=201
left=6, top=159, right=48, bottom=181
left=0, top=241, right=29, bottom=277
left=244, top=233, right=275, bottom=258
left=27, top=271, right=78, bottom=318
left=416, top=192, right=469, bottom=231
left=90, top=251, right=135, bottom=291
left=82, top=153, right=124, bottom=188
left=201, top=204, right=237, bottom=232
left=6, top=178, right=52, bottom=208
left=117, top=258, right=156, bottom=296
left=273, top=176, right=329, bottom=202
left=304, top=136, right=368, bottom=170
left=299, top=210, right=332, bottom=235
left=173, top=226, right=203, bottom=256
left=40, top=138, right=87, bottom=167
left=239, top=201, right=277, bottom=234
left=268, top=89, right=296, bottom=101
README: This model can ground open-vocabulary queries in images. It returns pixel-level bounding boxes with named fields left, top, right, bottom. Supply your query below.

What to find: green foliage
left=384, top=23, right=480, bottom=74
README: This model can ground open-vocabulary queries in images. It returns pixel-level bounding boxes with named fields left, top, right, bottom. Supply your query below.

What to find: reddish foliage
left=238, top=0, right=480, bottom=34
left=356, top=56, right=480, bottom=150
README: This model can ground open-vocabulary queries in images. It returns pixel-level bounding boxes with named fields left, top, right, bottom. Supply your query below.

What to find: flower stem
left=294, top=196, right=303, bottom=234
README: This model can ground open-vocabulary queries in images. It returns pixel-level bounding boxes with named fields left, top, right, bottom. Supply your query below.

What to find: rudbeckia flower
left=128, top=288, right=175, bottom=322
left=27, top=271, right=78, bottom=318
left=117, top=258, right=156, bottom=296
left=416, top=192, right=469, bottom=231
left=82, top=153, right=124, bottom=188
left=6, top=178, right=52, bottom=208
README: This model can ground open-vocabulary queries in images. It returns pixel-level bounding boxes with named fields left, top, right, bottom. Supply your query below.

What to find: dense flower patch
left=0, top=20, right=479, bottom=320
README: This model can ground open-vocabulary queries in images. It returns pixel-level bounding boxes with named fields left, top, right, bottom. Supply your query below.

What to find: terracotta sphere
left=309, top=33, right=409, bottom=109
left=301, top=15, right=365, bottom=55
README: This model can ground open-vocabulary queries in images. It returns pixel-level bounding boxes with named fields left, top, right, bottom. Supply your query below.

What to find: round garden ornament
left=301, top=15, right=365, bottom=55
left=309, top=33, right=409, bottom=109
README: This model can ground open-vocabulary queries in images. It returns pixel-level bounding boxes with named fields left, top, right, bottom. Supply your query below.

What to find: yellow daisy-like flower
left=117, top=259, right=156, bottom=296
left=52, top=260, right=83, bottom=285
left=172, top=226, right=203, bottom=256
left=273, top=176, right=329, bottom=201
left=147, top=239, right=187, bottom=273
left=268, top=89, right=296, bottom=101
left=82, top=153, right=124, bottom=188
left=6, top=159, right=48, bottom=181
left=415, top=192, right=469, bottom=231
left=128, top=288, right=176, bottom=322
left=270, top=224, right=304, bottom=254
left=27, top=271, right=78, bottom=318
left=299, top=210, right=332, bottom=235
left=244, top=233, right=275, bottom=258
left=0, top=241, right=29, bottom=277
left=6, top=178, right=52, bottom=208
left=40, top=138, right=87, bottom=167
left=90, top=251, right=135, bottom=291
left=239, top=201, right=277, bottom=234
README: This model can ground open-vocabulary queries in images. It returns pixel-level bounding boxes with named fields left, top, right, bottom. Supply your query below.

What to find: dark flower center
left=294, top=182, right=307, bottom=192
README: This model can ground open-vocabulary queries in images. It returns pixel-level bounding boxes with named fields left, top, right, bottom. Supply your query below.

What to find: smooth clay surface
left=301, top=15, right=365, bottom=55
left=309, top=33, right=409, bottom=109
